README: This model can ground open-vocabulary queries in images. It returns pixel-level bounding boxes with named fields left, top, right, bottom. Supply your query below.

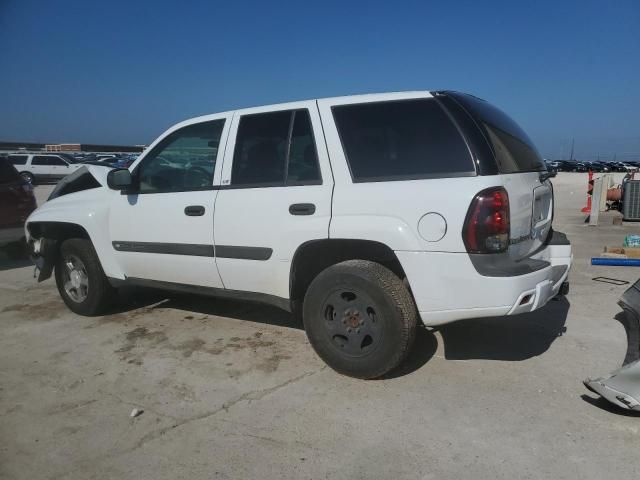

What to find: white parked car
left=25, top=91, right=572, bottom=378
left=8, top=153, right=83, bottom=184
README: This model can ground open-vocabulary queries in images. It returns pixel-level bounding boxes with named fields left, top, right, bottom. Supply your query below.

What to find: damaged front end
left=584, top=279, right=640, bottom=411
left=30, top=236, right=59, bottom=282
left=47, top=166, right=102, bottom=201
left=27, top=165, right=107, bottom=282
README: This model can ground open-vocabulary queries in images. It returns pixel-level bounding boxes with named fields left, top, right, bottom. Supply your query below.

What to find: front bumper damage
left=584, top=279, right=640, bottom=411
left=30, top=237, right=58, bottom=282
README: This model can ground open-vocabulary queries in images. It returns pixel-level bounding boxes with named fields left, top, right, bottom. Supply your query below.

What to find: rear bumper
left=397, top=231, right=572, bottom=326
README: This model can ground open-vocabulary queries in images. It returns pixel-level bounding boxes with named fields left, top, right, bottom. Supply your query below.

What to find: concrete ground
left=1, top=173, right=639, bottom=479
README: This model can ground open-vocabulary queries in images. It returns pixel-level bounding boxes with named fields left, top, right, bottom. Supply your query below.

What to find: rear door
left=48, top=155, right=74, bottom=180
left=447, top=92, right=552, bottom=259
left=213, top=101, right=333, bottom=299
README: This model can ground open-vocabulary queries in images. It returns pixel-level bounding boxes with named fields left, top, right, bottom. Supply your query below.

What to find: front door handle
left=289, top=203, right=316, bottom=216
left=184, top=205, right=205, bottom=216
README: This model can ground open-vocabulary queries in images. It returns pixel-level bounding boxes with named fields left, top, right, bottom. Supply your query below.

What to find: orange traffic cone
left=581, top=170, right=594, bottom=213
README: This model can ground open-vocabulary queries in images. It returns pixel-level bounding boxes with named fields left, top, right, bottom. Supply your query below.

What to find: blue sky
left=1, top=0, right=638, bottom=160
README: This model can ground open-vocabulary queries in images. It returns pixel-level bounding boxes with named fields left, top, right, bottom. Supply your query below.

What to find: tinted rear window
left=452, top=94, right=544, bottom=173
left=332, top=99, right=474, bottom=182
left=0, top=159, right=20, bottom=183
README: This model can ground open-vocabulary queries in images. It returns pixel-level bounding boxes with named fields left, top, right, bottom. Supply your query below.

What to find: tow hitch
left=584, top=279, right=640, bottom=411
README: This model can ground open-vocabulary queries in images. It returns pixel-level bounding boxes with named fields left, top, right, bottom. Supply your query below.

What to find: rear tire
left=303, top=260, right=417, bottom=379
left=55, top=238, right=116, bottom=316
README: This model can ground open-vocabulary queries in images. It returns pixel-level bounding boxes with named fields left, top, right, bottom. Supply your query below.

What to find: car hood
left=47, top=164, right=111, bottom=201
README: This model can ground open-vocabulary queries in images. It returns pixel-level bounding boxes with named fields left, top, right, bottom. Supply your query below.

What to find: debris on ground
left=592, top=277, right=629, bottom=286
left=603, top=246, right=640, bottom=259
left=592, top=258, right=640, bottom=266
left=130, top=408, right=144, bottom=418
left=624, top=235, right=640, bottom=248
left=584, top=279, right=640, bottom=412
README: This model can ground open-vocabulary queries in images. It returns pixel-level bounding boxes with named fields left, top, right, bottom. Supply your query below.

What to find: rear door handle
left=289, top=203, right=316, bottom=216
left=184, top=205, right=205, bottom=216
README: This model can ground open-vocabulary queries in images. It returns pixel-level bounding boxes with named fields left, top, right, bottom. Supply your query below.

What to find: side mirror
left=107, top=168, right=133, bottom=190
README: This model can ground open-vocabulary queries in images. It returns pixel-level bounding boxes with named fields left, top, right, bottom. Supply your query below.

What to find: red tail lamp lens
left=463, top=187, right=510, bottom=253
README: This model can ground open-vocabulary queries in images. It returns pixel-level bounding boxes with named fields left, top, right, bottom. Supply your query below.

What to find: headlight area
left=25, top=223, right=59, bottom=282
left=29, top=235, right=59, bottom=282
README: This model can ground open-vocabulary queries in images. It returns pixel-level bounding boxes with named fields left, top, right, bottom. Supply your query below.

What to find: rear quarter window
left=332, top=99, right=474, bottom=182
left=450, top=93, right=545, bottom=173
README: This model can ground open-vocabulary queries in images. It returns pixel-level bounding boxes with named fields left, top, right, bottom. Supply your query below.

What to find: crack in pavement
left=130, top=367, right=326, bottom=452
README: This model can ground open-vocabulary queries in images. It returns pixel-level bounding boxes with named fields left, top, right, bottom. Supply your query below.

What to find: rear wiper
left=539, top=170, right=557, bottom=182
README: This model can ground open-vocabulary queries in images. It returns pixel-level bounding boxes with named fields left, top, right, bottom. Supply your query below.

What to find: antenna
left=569, top=138, right=575, bottom=161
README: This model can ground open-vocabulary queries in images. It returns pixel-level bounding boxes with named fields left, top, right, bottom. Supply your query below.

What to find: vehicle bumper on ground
left=397, top=231, right=572, bottom=326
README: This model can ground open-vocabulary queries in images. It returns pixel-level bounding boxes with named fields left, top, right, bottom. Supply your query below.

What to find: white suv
left=9, top=153, right=82, bottom=184
left=26, top=91, right=572, bottom=378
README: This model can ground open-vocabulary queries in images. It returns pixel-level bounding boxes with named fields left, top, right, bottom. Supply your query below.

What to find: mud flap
left=584, top=279, right=640, bottom=411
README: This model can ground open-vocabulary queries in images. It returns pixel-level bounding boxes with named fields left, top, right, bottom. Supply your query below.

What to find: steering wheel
left=184, top=166, right=213, bottom=188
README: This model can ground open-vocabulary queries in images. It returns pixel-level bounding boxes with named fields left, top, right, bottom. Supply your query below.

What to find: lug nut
left=356, top=328, right=361, bottom=334
left=347, top=328, right=352, bottom=333
left=359, top=319, right=364, bottom=326
left=342, top=319, right=347, bottom=324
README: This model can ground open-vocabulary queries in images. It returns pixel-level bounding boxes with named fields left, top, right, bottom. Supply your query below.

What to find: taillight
left=462, top=187, right=510, bottom=253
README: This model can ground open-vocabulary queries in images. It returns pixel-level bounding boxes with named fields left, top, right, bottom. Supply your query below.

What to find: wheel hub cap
left=70, top=270, right=82, bottom=289
left=62, top=255, right=89, bottom=303
left=322, top=290, right=380, bottom=357
left=344, top=309, right=362, bottom=328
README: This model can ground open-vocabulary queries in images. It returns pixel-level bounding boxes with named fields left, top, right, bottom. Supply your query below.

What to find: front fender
left=26, top=188, right=124, bottom=280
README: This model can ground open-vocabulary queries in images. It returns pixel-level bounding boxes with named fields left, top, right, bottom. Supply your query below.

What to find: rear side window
left=9, top=155, right=28, bottom=165
left=33, top=156, right=67, bottom=166
left=332, top=99, right=474, bottom=182
left=231, top=109, right=321, bottom=186
left=0, top=159, right=20, bottom=182
left=452, top=93, right=545, bottom=173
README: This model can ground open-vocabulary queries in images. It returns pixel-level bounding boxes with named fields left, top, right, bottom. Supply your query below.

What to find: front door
left=108, top=115, right=231, bottom=288
left=213, top=102, right=334, bottom=300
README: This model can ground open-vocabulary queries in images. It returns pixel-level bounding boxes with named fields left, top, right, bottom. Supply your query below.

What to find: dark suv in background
left=0, top=156, right=37, bottom=256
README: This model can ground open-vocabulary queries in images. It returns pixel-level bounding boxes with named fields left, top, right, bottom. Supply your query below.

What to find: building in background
left=0, top=141, right=144, bottom=153
left=45, top=143, right=81, bottom=152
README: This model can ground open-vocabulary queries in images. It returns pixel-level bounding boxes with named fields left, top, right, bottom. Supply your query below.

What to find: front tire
left=20, top=172, right=34, bottom=184
left=55, top=238, right=116, bottom=316
left=303, top=260, right=417, bottom=379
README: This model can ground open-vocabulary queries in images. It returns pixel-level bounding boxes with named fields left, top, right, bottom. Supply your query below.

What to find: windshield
left=453, top=93, right=545, bottom=173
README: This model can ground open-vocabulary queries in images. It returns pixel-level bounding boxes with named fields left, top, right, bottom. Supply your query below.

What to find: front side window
left=332, top=99, right=474, bottom=182
left=137, top=119, right=225, bottom=194
left=231, top=109, right=321, bottom=186
left=9, top=155, right=27, bottom=165
left=33, top=155, right=67, bottom=166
